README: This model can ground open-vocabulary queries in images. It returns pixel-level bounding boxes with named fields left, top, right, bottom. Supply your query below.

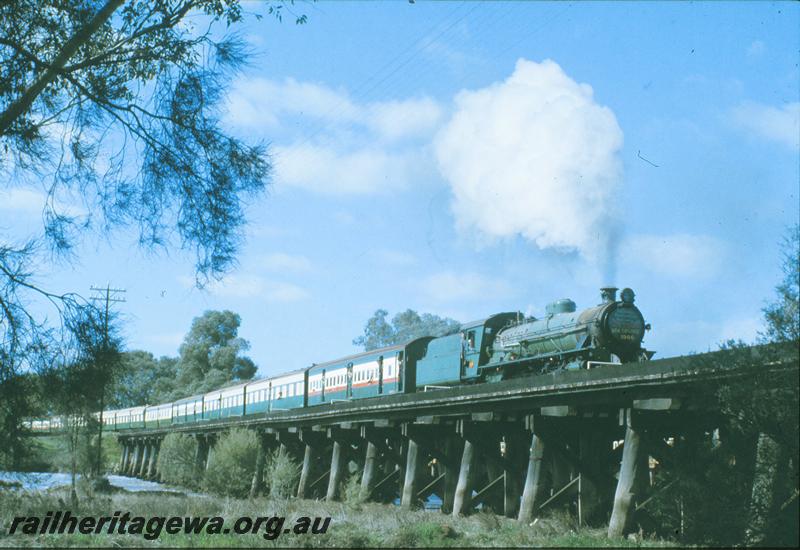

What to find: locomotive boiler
left=484, top=287, right=652, bottom=378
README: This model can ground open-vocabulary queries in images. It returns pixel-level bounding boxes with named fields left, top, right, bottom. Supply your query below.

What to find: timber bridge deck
left=113, top=342, right=798, bottom=538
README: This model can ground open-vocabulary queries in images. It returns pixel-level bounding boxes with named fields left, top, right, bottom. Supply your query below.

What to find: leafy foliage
left=157, top=432, right=198, bottom=489
left=109, top=351, right=177, bottom=408
left=41, top=304, right=123, bottom=478
left=353, top=309, right=461, bottom=351
left=105, top=310, right=255, bottom=406
left=760, top=223, right=799, bottom=343
left=0, top=0, right=302, bottom=466
left=1, top=0, right=272, bottom=278
left=168, top=310, right=256, bottom=399
left=203, top=428, right=258, bottom=498
left=264, top=446, right=300, bottom=499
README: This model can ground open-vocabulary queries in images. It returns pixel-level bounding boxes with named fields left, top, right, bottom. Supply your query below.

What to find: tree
left=110, top=351, right=177, bottom=408
left=157, top=432, right=199, bottom=489
left=760, top=223, right=799, bottom=343
left=1, top=0, right=278, bottom=278
left=171, top=309, right=256, bottom=398
left=43, top=305, right=122, bottom=502
left=353, top=309, right=461, bottom=351
left=1, top=0, right=303, bottom=467
left=203, top=428, right=259, bottom=497
left=694, top=224, right=800, bottom=546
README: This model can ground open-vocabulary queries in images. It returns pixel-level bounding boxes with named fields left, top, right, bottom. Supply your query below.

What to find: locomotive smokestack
left=600, top=287, right=618, bottom=304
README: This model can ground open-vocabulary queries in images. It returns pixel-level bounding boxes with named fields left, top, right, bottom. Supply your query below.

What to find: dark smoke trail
left=601, top=221, right=622, bottom=287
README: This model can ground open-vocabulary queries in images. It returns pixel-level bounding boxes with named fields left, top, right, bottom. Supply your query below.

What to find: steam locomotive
left=28, top=287, right=652, bottom=432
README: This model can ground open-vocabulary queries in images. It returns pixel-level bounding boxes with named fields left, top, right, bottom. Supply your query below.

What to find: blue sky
left=2, top=1, right=798, bottom=378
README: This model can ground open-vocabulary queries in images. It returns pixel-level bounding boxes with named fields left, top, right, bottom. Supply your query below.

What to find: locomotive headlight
left=620, top=288, right=635, bottom=304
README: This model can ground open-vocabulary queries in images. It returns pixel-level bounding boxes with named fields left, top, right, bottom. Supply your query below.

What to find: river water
left=0, top=471, right=189, bottom=494
left=1, top=471, right=444, bottom=508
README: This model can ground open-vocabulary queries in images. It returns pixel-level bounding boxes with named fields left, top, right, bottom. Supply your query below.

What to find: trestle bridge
left=113, top=343, right=798, bottom=538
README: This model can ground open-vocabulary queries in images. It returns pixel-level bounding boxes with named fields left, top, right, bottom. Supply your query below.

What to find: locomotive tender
left=29, top=287, right=651, bottom=432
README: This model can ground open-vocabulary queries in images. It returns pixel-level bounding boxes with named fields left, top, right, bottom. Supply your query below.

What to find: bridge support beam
left=137, top=440, right=150, bottom=478
left=250, top=432, right=268, bottom=498
left=118, top=441, right=129, bottom=474
left=452, top=437, right=477, bottom=516
left=518, top=431, right=546, bottom=522
left=441, top=435, right=461, bottom=514
left=326, top=440, right=344, bottom=501
left=205, top=436, right=215, bottom=471
left=297, top=444, right=315, bottom=499
left=146, top=439, right=160, bottom=480
left=128, top=441, right=141, bottom=476
left=360, top=441, right=378, bottom=501
left=401, top=438, right=422, bottom=508
left=195, top=435, right=210, bottom=477
left=297, top=429, right=329, bottom=499
left=746, top=431, right=786, bottom=545
left=608, top=409, right=645, bottom=538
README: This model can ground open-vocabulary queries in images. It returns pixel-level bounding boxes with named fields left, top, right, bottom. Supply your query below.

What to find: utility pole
left=89, top=283, right=126, bottom=477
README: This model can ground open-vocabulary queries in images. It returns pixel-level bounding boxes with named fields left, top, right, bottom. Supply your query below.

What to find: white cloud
left=260, top=252, right=312, bottom=272
left=178, top=274, right=310, bottom=302
left=622, top=233, right=726, bottom=279
left=225, top=77, right=358, bottom=130
left=421, top=271, right=512, bottom=303
left=0, top=188, right=45, bottom=213
left=226, top=77, right=441, bottom=143
left=731, top=101, right=800, bottom=150
left=273, top=144, right=427, bottom=194
left=434, top=58, right=624, bottom=267
left=0, top=187, right=87, bottom=217
left=225, top=77, right=443, bottom=195
left=366, top=98, right=443, bottom=141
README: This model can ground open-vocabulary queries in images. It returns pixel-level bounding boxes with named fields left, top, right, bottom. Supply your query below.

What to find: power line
left=288, top=1, right=477, bottom=150
left=88, top=283, right=126, bottom=477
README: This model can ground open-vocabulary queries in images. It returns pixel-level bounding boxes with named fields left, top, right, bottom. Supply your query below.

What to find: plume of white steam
left=434, top=59, right=623, bottom=280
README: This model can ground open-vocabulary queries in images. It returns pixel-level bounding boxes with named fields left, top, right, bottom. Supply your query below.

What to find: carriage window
left=467, top=330, right=476, bottom=350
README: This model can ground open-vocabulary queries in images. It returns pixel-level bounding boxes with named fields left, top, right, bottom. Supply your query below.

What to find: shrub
left=157, top=433, right=197, bottom=488
left=203, top=428, right=258, bottom=498
left=341, top=472, right=365, bottom=505
left=264, top=446, right=300, bottom=499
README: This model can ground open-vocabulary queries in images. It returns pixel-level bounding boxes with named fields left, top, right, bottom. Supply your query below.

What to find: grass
left=0, top=486, right=681, bottom=548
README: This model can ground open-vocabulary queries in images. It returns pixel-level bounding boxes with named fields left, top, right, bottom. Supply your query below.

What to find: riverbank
left=19, top=435, right=123, bottom=474
left=0, top=483, right=678, bottom=548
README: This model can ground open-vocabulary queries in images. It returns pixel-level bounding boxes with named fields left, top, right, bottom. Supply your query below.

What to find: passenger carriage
left=203, top=388, right=222, bottom=420
left=243, top=376, right=272, bottom=415
left=262, top=369, right=305, bottom=411
left=145, top=402, right=172, bottom=428
left=115, top=406, right=145, bottom=430
left=102, top=409, right=117, bottom=431
left=219, top=382, right=247, bottom=418
left=306, top=337, right=433, bottom=406
left=172, top=394, right=204, bottom=424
